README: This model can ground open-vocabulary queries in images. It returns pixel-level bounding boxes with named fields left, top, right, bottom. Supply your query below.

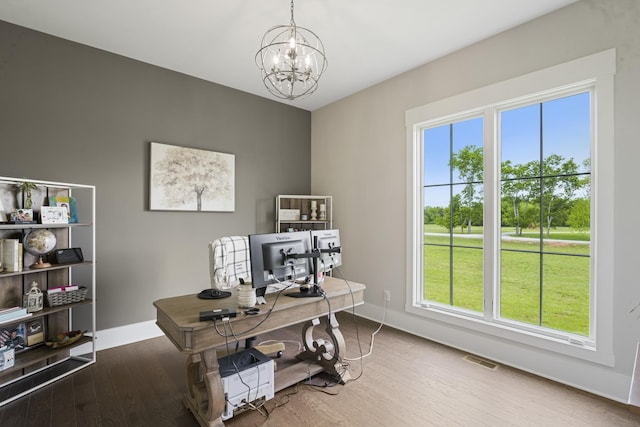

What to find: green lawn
left=423, top=232, right=590, bottom=335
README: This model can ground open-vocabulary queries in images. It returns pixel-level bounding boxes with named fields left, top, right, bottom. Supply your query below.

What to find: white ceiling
left=0, top=0, right=577, bottom=111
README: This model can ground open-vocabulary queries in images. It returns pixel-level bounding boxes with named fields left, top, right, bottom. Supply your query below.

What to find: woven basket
left=46, top=286, right=88, bottom=307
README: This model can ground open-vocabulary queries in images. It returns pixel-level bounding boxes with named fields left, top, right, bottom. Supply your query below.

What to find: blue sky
left=423, top=91, right=591, bottom=208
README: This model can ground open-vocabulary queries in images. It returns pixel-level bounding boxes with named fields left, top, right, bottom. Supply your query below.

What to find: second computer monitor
left=248, top=231, right=313, bottom=297
left=311, top=229, right=342, bottom=274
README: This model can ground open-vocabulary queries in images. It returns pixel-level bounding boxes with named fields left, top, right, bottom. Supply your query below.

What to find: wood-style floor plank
left=0, top=311, right=639, bottom=426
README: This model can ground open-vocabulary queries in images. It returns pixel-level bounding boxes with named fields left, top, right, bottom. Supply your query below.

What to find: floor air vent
left=463, top=354, right=499, bottom=370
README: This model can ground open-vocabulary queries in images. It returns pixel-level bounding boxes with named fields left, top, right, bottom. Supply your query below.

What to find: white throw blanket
left=209, top=236, right=251, bottom=290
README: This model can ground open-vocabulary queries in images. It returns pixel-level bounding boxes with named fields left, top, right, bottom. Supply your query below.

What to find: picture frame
left=40, top=206, right=69, bottom=224
left=279, top=209, right=300, bottom=221
left=149, top=142, right=235, bottom=212
left=0, top=346, right=15, bottom=372
left=25, top=319, right=45, bottom=347
left=48, top=196, right=78, bottom=223
left=9, top=208, right=35, bottom=224
left=0, top=322, right=26, bottom=353
left=0, top=199, right=7, bottom=223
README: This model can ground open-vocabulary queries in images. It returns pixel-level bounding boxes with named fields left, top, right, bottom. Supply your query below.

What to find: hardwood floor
left=1, top=311, right=638, bottom=426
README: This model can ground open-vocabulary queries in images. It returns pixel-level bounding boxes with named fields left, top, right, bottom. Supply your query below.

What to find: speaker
left=51, top=248, right=84, bottom=264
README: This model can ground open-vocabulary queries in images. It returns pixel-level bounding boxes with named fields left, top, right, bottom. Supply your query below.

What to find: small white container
left=237, top=282, right=257, bottom=308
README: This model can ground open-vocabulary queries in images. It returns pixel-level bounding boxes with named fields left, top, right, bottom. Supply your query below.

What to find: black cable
left=211, top=281, right=294, bottom=339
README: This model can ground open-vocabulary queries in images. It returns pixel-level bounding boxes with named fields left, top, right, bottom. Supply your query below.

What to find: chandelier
left=255, top=0, right=328, bottom=100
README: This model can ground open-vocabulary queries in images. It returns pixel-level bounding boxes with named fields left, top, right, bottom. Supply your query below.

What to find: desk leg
left=298, top=313, right=352, bottom=383
left=183, top=349, right=226, bottom=427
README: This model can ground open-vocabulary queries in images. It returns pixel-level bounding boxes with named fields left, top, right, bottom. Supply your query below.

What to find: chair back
left=209, top=236, right=251, bottom=290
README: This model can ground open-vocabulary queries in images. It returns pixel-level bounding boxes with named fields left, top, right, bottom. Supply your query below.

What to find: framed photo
left=279, top=209, right=300, bottom=220
left=149, top=142, right=235, bottom=212
left=9, top=208, right=35, bottom=223
left=0, top=198, right=7, bottom=222
left=48, top=196, right=78, bottom=223
left=0, top=322, right=26, bottom=353
left=0, top=346, right=15, bottom=372
left=25, top=319, right=45, bottom=347
left=40, top=206, right=69, bottom=224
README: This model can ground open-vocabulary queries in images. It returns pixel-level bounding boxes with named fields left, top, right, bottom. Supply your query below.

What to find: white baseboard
left=355, top=301, right=631, bottom=404
left=71, top=320, right=165, bottom=356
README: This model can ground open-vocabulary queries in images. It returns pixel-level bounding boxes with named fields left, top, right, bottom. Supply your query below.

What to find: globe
left=23, top=229, right=57, bottom=256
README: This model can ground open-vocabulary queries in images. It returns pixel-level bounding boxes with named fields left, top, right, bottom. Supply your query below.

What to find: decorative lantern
left=24, top=281, right=44, bottom=313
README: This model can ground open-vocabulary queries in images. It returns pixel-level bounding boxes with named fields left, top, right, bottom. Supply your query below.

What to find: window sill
left=405, top=301, right=615, bottom=367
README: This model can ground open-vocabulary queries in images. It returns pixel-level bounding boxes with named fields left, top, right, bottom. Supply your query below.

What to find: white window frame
left=405, top=49, right=615, bottom=365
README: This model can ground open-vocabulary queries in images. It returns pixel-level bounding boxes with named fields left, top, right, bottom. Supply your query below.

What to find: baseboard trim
left=354, top=301, right=632, bottom=404
left=71, top=320, right=165, bottom=356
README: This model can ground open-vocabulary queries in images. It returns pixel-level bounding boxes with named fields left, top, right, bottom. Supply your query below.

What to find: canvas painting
left=150, top=142, right=235, bottom=212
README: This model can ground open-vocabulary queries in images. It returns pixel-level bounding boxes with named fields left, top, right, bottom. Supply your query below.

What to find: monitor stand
left=285, top=283, right=324, bottom=298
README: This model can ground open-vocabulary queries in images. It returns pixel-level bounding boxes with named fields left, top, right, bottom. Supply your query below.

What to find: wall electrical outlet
left=384, top=290, right=391, bottom=302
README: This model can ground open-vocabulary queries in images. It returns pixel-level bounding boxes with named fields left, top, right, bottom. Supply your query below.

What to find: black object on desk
left=198, top=289, right=231, bottom=299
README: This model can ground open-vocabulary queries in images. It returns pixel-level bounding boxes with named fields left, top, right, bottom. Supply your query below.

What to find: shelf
left=0, top=357, right=93, bottom=407
left=278, top=220, right=329, bottom=224
left=276, top=195, right=332, bottom=233
left=0, top=299, right=92, bottom=328
left=1, top=335, right=94, bottom=377
left=0, top=222, right=92, bottom=230
left=0, top=261, right=92, bottom=278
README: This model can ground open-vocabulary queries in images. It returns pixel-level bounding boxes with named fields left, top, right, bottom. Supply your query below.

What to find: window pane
left=499, top=91, right=591, bottom=336
left=424, top=245, right=450, bottom=303
left=542, top=254, right=590, bottom=335
left=542, top=92, right=591, bottom=163
left=424, top=125, right=451, bottom=186
left=500, top=250, right=540, bottom=325
left=452, top=247, right=483, bottom=312
left=501, top=104, right=540, bottom=178
left=452, top=183, right=483, bottom=248
left=423, top=116, right=484, bottom=311
left=501, top=177, right=540, bottom=237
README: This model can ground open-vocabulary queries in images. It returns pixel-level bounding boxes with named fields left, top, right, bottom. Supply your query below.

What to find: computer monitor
left=311, top=229, right=342, bottom=274
left=248, top=231, right=314, bottom=300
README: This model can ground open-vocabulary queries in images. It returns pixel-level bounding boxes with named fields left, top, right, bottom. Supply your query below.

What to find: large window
left=406, top=50, right=615, bottom=364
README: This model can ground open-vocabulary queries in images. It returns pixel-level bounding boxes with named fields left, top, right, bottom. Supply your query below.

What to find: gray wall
left=311, top=0, right=640, bottom=401
left=0, top=20, right=311, bottom=330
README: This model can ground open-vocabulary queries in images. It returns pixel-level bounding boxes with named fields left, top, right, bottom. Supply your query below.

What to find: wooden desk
left=154, top=277, right=365, bottom=427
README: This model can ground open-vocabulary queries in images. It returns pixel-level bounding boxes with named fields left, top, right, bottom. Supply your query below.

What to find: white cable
left=343, top=297, right=386, bottom=361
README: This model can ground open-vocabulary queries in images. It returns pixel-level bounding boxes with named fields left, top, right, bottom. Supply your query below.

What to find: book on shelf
left=0, top=306, right=21, bottom=316
left=0, top=307, right=31, bottom=323
left=0, top=238, right=22, bottom=272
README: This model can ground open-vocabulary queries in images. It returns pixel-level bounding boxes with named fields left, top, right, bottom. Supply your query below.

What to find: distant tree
left=540, top=155, right=580, bottom=236
left=501, top=160, right=537, bottom=235
left=567, top=198, right=591, bottom=232
left=450, top=145, right=483, bottom=233
left=153, top=146, right=232, bottom=211
left=424, top=206, right=444, bottom=224
left=435, top=195, right=462, bottom=232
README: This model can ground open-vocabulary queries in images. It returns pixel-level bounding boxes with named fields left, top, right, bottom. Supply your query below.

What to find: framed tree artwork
left=149, top=142, right=235, bottom=212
